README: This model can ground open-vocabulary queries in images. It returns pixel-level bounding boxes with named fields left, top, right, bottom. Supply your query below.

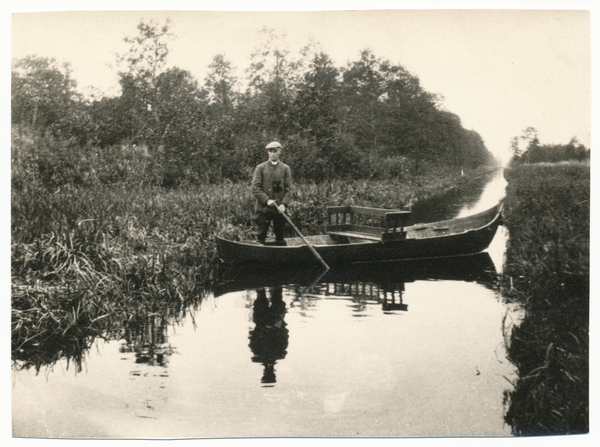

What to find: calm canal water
left=12, top=169, right=521, bottom=438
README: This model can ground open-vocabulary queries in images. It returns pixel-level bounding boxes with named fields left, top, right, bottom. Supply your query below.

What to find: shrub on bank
left=12, top=127, right=495, bottom=190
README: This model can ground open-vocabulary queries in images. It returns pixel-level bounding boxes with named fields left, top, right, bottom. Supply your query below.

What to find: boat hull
left=216, top=202, right=503, bottom=266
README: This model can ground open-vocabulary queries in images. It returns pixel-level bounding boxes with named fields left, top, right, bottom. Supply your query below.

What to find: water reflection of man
left=248, top=287, right=289, bottom=385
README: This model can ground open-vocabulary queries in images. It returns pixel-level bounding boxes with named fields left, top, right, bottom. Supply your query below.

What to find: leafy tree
left=294, top=51, right=340, bottom=139
left=153, top=67, right=212, bottom=185
left=340, top=50, right=453, bottom=175
left=244, top=28, right=302, bottom=138
left=340, top=49, right=386, bottom=150
left=462, top=129, right=495, bottom=167
left=246, top=27, right=303, bottom=93
left=155, top=67, right=206, bottom=148
left=292, top=51, right=353, bottom=179
left=86, top=96, right=129, bottom=147
left=377, top=62, right=438, bottom=161
left=204, top=54, right=240, bottom=177
left=509, top=127, right=539, bottom=165
left=115, top=19, right=174, bottom=149
left=11, top=56, right=78, bottom=133
left=49, top=99, right=95, bottom=146
left=205, top=54, right=238, bottom=109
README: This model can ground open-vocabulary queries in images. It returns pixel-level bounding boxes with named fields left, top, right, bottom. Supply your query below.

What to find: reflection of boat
left=216, top=202, right=503, bottom=266
left=318, top=281, right=409, bottom=312
left=212, top=252, right=498, bottom=298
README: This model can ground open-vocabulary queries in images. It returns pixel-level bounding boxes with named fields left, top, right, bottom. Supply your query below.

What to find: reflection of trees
left=248, top=287, right=289, bottom=385
left=120, top=311, right=175, bottom=367
left=12, top=290, right=204, bottom=373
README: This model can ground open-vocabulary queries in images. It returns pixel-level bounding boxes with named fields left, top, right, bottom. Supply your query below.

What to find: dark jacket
left=251, top=161, right=294, bottom=214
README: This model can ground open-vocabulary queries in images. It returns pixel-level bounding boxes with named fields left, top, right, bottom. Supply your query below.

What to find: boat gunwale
left=403, top=202, right=503, bottom=241
left=410, top=201, right=503, bottom=229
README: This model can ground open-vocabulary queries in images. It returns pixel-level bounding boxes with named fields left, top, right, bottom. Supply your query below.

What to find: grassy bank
left=11, top=134, right=498, bottom=371
left=501, top=162, right=589, bottom=435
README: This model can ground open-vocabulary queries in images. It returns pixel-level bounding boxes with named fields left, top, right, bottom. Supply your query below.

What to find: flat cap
left=266, top=141, right=282, bottom=149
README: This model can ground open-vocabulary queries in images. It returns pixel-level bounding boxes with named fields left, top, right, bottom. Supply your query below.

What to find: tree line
left=509, top=127, right=590, bottom=166
left=12, top=20, right=497, bottom=186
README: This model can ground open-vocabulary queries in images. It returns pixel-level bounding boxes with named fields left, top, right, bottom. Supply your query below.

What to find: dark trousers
left=256, top=211, right=286, bottom=243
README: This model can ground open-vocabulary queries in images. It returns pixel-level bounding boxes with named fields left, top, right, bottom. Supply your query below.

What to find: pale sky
left=9, top=2, right=594, bottom=164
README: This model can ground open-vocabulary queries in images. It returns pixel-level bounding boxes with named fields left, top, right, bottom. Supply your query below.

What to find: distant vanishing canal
left=12, top=169, right=522, bottom=438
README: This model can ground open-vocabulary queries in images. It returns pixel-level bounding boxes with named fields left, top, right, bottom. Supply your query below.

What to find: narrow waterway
left=12, top=169, right=521, bottom=438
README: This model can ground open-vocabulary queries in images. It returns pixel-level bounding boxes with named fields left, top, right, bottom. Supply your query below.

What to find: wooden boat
left=216, top=201, right=503, bottom=266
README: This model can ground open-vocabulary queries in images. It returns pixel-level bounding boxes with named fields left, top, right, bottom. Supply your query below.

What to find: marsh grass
left=11, top=133, right=497, bottom=371
left=500, top=162, right=589, bottom=435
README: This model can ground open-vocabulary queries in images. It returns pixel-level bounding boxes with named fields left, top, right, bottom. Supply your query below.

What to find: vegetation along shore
left=11, top=128, right=498, bottom=372
left=501, top=161, right=589, bottom=435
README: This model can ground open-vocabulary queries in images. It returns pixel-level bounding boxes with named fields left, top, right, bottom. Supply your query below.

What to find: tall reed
left=501, top=162, right=589, bottom=435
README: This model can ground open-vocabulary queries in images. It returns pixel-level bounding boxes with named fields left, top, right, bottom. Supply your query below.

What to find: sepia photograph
left=9, top=1, right=592, bottom=442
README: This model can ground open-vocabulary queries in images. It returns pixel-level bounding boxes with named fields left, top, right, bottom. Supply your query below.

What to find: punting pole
left=276, top=207, right=330, bottom=271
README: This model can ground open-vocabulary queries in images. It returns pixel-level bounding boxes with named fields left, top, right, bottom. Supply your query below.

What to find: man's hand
left=267, top=199, right=285, bottom=214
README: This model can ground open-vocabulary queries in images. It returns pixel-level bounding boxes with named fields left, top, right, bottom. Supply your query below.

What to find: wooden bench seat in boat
left=326, top=205, right=411, bottom=242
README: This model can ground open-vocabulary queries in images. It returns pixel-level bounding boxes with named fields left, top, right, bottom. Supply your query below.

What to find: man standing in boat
left=251, top=141, right=294, bottom=245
